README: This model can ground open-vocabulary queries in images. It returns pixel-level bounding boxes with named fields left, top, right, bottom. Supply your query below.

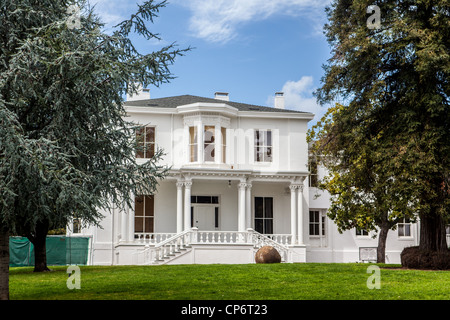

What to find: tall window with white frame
left=134, top=195, right=154, bottom=238
left=189, top=126, right=198, bottom=162
left=309, top=156, right=319, bottom=187
left=221, top=127, right=227, bottom=163
left=254, top=197, right=273, bottom=234
left=204, top=125, right=215, bottom=162
left=136, top=126, right=155, bottom=159
left=254, top=129, right=272, bottom=162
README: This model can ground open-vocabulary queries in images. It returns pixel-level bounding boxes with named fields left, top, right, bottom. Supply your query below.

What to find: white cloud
left=178, top=0, right=329, bottom=43
left=267, top=76, right=328, bottom=122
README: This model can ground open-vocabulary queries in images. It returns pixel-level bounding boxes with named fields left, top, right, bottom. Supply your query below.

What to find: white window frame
left=398, top=218, right=412, bottom=238
left=254, top=129, right=273, bottom=163
left=136, top=126, right=156, bottom=159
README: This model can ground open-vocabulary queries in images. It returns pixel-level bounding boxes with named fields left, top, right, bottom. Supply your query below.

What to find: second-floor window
left=189, top=125, right=227, bottom=163
left=189, top=126, right=198, bottom=162
left=204, top=126, right=215, bottom=162
left=255, top=129, right=272, bottom=162
left=136, top=126, right=155, bottom=159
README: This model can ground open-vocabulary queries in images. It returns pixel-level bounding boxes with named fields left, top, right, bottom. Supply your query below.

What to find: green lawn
left=9, top=263, right=450, bottom=300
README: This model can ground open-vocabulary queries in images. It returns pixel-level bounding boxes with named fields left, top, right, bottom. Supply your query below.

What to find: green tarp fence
left=9, top=236, right=90, bottom=267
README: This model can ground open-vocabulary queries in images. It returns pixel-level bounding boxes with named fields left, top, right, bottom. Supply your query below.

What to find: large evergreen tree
left=0, top=0, right=189, bottom=298
left=315, top=0, right=449, bottom=261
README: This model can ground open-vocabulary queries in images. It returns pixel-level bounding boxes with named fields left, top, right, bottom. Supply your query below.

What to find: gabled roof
left=124, top=94, right=309, bottom=114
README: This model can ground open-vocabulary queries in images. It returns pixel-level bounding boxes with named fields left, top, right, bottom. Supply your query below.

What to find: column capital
left=184, top=181, right=193, bottom=189
left=246, top=183, right=252, bottom=189
left=176, top=181, right=184, bottom=188
left=238, top=182, right=247, bottom=190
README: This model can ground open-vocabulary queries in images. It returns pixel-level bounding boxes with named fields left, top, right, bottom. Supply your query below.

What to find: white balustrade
left=133, top=228, right=293, bottom=265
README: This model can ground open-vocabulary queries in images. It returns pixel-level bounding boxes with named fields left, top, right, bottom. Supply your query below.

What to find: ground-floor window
left=309, top=210, right=325, bottom=236
left=254, top=197, right=273, bottom=234
left=134, top=195, right=154, bottom=236
left=398, top=218, right=411, bottom=237
left=356, top=228, right=369, bottom=236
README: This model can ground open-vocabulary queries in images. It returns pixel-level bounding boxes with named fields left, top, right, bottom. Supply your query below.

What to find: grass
left=9, top=263, right=450, bottom=300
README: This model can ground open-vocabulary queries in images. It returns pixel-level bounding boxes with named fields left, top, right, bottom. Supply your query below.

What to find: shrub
left=401, top=246, right=450, bottom=270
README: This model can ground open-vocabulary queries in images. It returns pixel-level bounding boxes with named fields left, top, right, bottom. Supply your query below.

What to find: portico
left=169, top=169, right=307, bottom=246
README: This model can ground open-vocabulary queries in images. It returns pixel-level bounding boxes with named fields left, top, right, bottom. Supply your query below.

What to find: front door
left=192, top=206, right=217, bottom=230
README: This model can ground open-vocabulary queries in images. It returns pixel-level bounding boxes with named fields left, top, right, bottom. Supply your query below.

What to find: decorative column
left=121, top=205, right=128, bottom=242
left=128, top=197, right=135, bottom=242
left=245, top=183, right=252, bottom=229
left=176, top=181, right=184, bottom=233
left=297, top=184, right=304, bottom=245
left=289, top=184, right=297, bottom=245
left=184, top=180, right=192, bottom=231
left=238, top=182, right=247, bottom=232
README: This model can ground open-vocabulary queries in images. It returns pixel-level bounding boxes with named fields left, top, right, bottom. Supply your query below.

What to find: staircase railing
left=133, top=228, right=293, bottom=264
left=248, top=229, right=291, bottom=262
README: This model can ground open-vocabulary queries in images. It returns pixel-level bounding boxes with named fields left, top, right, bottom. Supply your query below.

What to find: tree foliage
left=313, top=0, right=449, bottom=253
left=0, top=0, right=189, bottom=278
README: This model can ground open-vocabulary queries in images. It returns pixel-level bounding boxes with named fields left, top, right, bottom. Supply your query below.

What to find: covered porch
left=119, top=168, right=309, bottom=264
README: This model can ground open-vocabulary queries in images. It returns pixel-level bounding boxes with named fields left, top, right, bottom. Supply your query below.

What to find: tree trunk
left=377, top=223, right=389, bottom=263
left=0, top=229, right=9, bottom=300
left=28, top=220, right=51, bottom=272
left=419, top=210, right=448, bottom=252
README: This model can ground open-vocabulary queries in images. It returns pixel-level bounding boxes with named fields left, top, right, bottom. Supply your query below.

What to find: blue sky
left=92, top=0, right=333, bottom=127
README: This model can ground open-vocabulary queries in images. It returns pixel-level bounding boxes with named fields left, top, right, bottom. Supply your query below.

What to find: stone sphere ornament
left=255, top=246, right=281, bottom=264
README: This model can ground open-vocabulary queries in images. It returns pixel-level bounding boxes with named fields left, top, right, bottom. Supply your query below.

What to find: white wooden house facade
left=69, top=90, right=433, bottom=265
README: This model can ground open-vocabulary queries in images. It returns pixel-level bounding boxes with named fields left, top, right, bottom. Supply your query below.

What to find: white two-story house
left=70, top=89, right=431, bottom=265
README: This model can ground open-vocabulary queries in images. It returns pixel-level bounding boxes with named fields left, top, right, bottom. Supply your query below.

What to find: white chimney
left=215, top=92, right=229, bottom=101
left=274, top=92, right=285, bottom=109
left=127, top=83, right=150, bottom=101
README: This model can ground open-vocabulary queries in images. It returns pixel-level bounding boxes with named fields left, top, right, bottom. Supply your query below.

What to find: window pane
left=255, top=130, right=261, bottom=146
left=314, top=224, right=319, bottom=236
left=398, top=225, right=404, bottom=237
left=190, top=126, right=198, bottom=162
left=322, top=216, right=326, bottom=236
left=145, top=143, right=155, bottom=158
left=265, top=147, right=272, bottom=162
left=222, top=127, right=226, bottom=163
left=255, top=219, right=263, bottom=233
left=144, top=217, right=154, bottom=233
left=204, top=126, right=215, bottom=162
left=189, top=126, right=197, bottom=144
left=264, top=197, right=273, bottom=218
left=255, top=147, right=262, bottom=162
left=204, top=126, right=215, bottom=143
left=135, top=196, right=144, bottom=216
left=135, top=217, right=143, bottom=233
left=264, top=219, right=273, bottom=234
left=197, top=196, right=211, bottom=203
left=215, top=207, right=219, bottom=228
left=405, top=224, right=411, bottom=237
left=255, top=197, right=263, bottom=218
left=190, top=144, right=198, bottom=162
left=146, top=127, right=155, bottom=143
left=212, top=196, right=219, bottom=204
left=144, top=196, right=154, bottom=217
left=266, top=130, right=272, bottom=146
left=136, top=127, right=145, bottom=158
